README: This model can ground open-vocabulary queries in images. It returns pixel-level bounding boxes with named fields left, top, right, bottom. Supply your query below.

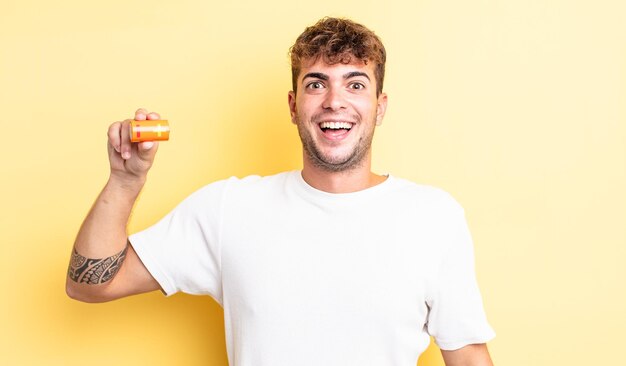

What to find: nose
left=322, top=87, right=346, bottom=111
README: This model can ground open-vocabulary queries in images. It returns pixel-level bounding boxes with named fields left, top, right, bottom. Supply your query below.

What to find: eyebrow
left=302, top=72, right=329, bottom=81
left=343, top=71, right=370, bottom=81
left=301, top=71, right=371, bottom=82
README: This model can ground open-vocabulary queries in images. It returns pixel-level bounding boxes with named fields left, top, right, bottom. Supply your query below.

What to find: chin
left=308, top=149, right=366, bottom=172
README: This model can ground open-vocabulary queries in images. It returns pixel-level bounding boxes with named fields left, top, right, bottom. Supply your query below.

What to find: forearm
left=67, top=176, right=144, bottom=295
left=74, top=176, right=143, bottom=257
left=66, top=109, right=163, bottom=302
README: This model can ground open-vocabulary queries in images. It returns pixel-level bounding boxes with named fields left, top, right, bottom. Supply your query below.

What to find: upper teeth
left=320, top=122, right=352, bottom=129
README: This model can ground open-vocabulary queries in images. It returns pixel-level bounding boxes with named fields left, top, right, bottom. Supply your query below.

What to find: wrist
left=107, top=173, right=146, bottom=197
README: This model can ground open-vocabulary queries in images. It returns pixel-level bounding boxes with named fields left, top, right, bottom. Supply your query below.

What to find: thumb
left=137, top=141, right=159, bottom=162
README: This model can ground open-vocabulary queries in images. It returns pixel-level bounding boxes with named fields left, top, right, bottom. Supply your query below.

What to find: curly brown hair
left=289, top=17, right=386, bottom=96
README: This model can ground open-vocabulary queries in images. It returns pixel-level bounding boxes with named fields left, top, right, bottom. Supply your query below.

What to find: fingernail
left=147, top=112, right=159, bottom=120
left=135, top=113, right=147, bottom=120
left=142, top=142, right=154, bottom=150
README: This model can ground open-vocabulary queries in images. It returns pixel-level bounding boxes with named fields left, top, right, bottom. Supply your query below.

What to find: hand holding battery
left=107, top=108, right=167, bottom=185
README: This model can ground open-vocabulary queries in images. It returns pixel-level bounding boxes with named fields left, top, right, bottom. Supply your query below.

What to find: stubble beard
left=296, top=115, right=375, bottom=173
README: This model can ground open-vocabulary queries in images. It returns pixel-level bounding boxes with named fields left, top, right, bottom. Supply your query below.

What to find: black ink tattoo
left=68, top=244, right=128, bottom=284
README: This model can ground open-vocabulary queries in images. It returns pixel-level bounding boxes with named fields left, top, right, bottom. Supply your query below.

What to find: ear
left=288, top=91, right=297, bottom=124
left=375, top=92, right=388, bottom=126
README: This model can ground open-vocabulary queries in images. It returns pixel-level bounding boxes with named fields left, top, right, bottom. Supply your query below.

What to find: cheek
left=353, top=99, right=377, bottom=118
left=347, top=93, right=376, bottom=109
left=293, top=108, right=310, bottom=125
left=295, top=100, right=315, bottom=119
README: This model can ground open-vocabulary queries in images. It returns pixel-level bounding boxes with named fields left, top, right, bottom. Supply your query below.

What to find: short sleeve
left=425, top=204, right=496, bottom=350
left=129, top=178, right=232, bottom=305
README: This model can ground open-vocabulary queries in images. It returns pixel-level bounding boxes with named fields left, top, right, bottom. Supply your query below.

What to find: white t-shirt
left=130, top=171, right=495, bottom=365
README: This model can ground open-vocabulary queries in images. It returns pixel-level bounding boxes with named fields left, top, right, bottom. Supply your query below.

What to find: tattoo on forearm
left=68, top=245, right=128, bottom=284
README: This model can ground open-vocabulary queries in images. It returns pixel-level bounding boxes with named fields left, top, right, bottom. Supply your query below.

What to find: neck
left=301, top=152, right=387, bottom=193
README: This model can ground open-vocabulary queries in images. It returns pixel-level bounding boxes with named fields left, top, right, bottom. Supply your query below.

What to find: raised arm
left=66, top=108, right=162, bottom=303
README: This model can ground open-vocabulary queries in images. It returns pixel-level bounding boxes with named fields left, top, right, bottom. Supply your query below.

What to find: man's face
left=288, top=58, right=388, bottom=172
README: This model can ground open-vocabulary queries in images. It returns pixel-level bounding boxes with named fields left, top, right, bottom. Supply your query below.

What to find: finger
left=120, top=119, right=132, bottom=160
left=107, top=121, right=122, bottom=153
left=137, top=141, right=159, bottom=162
left=147, top=112, right=160, bottom=120
left=135, top=108, right=148, bottom=121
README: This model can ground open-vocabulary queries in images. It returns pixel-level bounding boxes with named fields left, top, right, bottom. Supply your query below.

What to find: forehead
left=298, top=57, right=375, bottom=80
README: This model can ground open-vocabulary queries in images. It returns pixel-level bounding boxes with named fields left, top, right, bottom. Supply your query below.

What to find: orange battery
left=130, top=120, right=170, bottom=142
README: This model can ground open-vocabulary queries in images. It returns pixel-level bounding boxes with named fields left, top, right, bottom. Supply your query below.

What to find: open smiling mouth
left=319, top=121, right=354, bottom=139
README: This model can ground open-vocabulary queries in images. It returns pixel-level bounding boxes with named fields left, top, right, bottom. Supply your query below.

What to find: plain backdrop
left=1, top=0, right=625, bottom=365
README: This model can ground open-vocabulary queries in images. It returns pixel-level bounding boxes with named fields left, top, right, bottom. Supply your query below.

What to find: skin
left=65, top=109, right=161, bottom=302
left=441, top=344, right=495, bottom=366
left=288, top=58, right=388, bottom=193
left=66, top=60, right=493, bottom=365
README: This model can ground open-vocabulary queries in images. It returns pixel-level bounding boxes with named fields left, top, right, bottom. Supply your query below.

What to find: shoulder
left=387, top=176, right=465, bottom=215
left=221, top=171, right=293, bottom=193
left=169, top=172, right=292, bottom=214
left=191, top=171, right=292, bottom=200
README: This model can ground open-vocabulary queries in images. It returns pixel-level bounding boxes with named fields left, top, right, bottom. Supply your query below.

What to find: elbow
left=65, top=279, right=108, bottom=303
left=65, top=281, right=88, bottom=303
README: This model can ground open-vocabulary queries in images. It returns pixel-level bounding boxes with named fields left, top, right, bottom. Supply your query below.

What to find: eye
left=306, top=81, right=325, bottom=89
left=350, top=82, right=366, bottom=90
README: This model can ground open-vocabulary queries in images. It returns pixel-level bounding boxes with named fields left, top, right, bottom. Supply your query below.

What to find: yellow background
left=1, top=0, right=625, bottom=365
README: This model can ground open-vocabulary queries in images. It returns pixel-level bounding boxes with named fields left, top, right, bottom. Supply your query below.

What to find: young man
left=67, top=17, right=495, bottom=366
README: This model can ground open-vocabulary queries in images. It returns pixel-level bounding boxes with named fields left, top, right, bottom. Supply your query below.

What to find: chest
left=219, top=202, right=442, bottom=328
